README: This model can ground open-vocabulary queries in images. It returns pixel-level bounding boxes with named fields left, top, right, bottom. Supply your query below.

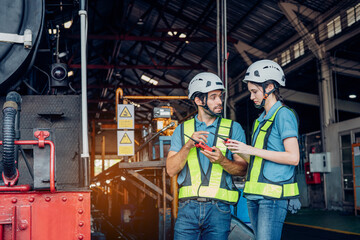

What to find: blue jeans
left=247, top=199, right=288, bottom=240
left=174, top=200, right=231, bottom=240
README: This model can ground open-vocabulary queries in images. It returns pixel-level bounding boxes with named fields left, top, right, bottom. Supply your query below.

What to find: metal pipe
left=0, top=139, right=56, bottom=193
left=79, top=3, right=90, bottom=187
left=0, top=185, right=31, bottom=192
left=102, top=136, right=105, bottom=172
left=55, top=25, right=60, bottom=63
left=115, top=88, right=124, bottom=120
left=216, top=0, right=220, bottom=75
left=91, top=120, right=95, bottom=179
left=223, top=0, right=228, bottom=118
left=216, top=0, right=228, bottom=117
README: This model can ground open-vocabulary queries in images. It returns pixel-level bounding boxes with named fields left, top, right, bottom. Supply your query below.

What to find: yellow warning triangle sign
left=120, top=133, right=132, bottom=144
left=120, top=107, right=132, bottom=118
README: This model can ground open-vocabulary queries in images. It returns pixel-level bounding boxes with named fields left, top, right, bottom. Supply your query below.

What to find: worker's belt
left=180, top=197, right=216, bottom=203
left=195, top=197, right=211, bottom=202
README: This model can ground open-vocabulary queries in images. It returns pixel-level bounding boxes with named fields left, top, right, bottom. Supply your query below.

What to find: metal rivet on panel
left=78, top=209, right=84, bottom=214
left=29, top=197, right=35, bottom=202
left=79, top=221, right=84, bottom=227
left=19, top=221, right=28, bottom=230
left=78, top=234, right=84, bottom=239
left=45, top=197, right=51, bottom=202
left=78, top=196, right=83, bottom=201
left=62, top=197, right=67, bottom=202
left=11, top=198, right=17, bottom=203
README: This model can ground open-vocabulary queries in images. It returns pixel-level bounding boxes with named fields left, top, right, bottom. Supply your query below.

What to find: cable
left=22, top=80, right=40, bottom=94
left=69, top=82, right=78, bottom=94
left=33, top=65, right=51, bottom=94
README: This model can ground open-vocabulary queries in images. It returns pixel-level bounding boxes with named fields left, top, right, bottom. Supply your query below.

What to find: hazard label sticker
left=120, top=107, right=132, bottom=118
left=117, top=104, right=134, bottom=129
left=120, top=133, right=132, bottom=144
left=117, top=130, right=134, bottom=156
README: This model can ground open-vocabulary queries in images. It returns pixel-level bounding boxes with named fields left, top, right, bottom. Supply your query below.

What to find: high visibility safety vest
left=244, top=106, right=299, bottom=199
left=178, top=118, right=239, bottom=204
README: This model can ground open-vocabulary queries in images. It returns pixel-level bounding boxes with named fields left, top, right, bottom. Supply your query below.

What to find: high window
left=281, top=50, right=291, bottom=66
left=347, top=3, right=360, bottom=27
left=293, top=41, right=304, bottom=59
left=327, top=16, right=342, bottom=38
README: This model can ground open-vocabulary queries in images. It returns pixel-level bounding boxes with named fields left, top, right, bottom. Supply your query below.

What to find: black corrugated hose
left=2, top=101, right=18, bottom=179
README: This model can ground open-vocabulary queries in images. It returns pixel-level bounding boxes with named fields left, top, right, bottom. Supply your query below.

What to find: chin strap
left=255, top=85, right=277, bottom=109
left=199, top=95, right=222, bottom=117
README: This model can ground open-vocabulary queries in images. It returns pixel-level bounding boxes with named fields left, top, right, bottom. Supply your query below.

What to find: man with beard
left=166, top=72, right=248, bottom=240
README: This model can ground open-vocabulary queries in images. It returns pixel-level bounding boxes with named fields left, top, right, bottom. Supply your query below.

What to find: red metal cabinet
left=305, top=162, right=321, bottom=184
left=0, top=191, right=90, bottom=240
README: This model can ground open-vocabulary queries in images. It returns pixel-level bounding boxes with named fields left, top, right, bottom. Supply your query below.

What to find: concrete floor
left=282, top=208, right=360, bottom=240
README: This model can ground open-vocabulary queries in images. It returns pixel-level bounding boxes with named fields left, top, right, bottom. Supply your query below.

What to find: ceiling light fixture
left=167, top=31, right=178, bottom=36
left=137, top=18, right=144, bottom=25
left=349, top=94, right=357, bottom=99
left=64, top=20, right=73, bottom=29
left=141, top=74, right=158, bottom=85
left=48, top=29, right=58, bottom=35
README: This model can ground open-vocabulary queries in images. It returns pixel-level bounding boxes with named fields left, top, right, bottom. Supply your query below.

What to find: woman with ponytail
left=226, top=60, right=301, bottom=240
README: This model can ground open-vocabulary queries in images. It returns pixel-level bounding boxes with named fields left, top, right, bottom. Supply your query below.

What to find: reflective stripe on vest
left=244, top=106, right=299, bottom=199
left=178, top=118, right=239, bottom=203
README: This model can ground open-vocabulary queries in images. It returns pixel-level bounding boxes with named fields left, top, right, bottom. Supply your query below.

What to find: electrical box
left=309, top=152, right=331, bottom=173
left=153, top=107, right=172, bottom=118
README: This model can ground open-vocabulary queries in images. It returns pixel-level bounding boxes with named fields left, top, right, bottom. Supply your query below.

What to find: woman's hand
left=225, top=139, right=253, bottom=155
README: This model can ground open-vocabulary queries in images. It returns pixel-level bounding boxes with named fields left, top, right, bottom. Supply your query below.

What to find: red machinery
left=304, top=162, right=321, bottom=184
left=0, top=95, right=90, bottom=240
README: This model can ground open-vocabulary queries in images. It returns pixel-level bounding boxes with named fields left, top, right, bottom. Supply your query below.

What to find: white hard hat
left=243, top=60, right=286, bottom=87
left=188, top=72, right=225, bottom=99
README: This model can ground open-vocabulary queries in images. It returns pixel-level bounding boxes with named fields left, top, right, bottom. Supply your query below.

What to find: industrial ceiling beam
left=331, top=57, right=360, bottom=78
left=76, top=34, right=238, bottom=43
left=232, top=4, right=360, bottom=87
left=232, top=88, right=360, bottom=114
left=69, top=64, right=205, bottom=70
left=278, top=1, right=323, bottom=60
left=234, top=40, right=267, bottom=66
left=146, top=42, right=208, bottom=71
left=141, top=0, right=238, bottom=43
left=85, top=84, right=183, bottom=89
left=169, top=1, right=215, bottom=68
